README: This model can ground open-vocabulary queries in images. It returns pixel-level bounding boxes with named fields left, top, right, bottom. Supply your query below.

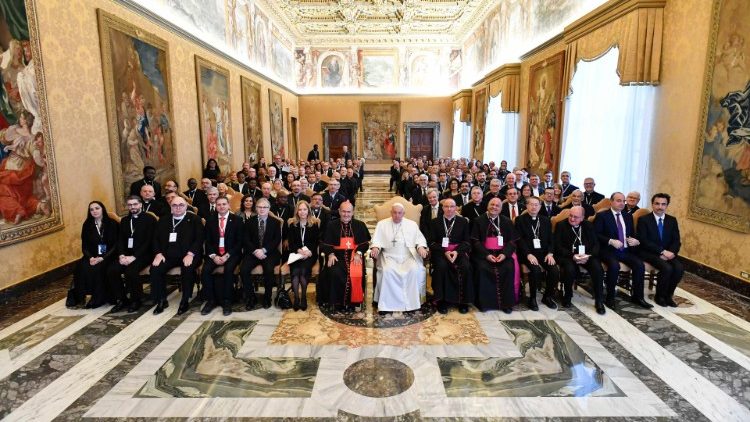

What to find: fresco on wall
left=271, top=30, right=293, bottom=84
left=472, top=88, right=487, bottom=161
left=360, top=51, right=398, bottom=88
left=241, top=77, right=263, bottom=164
left=361, top=102, right=400, bottom=162
left=0, top=0, right=63, bottom=246
left=406, top=49, right=441, bottom=88
left=98, top=10, right=177, bottom=215
left=156, top=0, right=225, bottom=43
left=195, top=57, right=233, bottom=175
left=321, top=55, right=344, bottom=88
left=689, top=0, right=750, bottom=233
left=268, top=89, right=284, bottom=157
left=526, top=51, right=565, bottom=180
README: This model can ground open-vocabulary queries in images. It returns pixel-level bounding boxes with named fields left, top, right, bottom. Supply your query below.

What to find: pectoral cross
left=346, top=240, right=352, bottom=249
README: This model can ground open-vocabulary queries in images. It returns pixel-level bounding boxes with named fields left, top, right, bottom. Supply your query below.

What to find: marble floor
left=1, top=176, right=750, bottom=421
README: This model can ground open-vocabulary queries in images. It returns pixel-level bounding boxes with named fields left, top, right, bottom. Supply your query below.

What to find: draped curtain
left=484, top=93, right=520, bottom=167
left=452, top=108, right=471, bottom=159
left=0, top=0, right=29, bottom=41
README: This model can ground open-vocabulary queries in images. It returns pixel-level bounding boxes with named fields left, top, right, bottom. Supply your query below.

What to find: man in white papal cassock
left=371, top=203, right=429, bottom=314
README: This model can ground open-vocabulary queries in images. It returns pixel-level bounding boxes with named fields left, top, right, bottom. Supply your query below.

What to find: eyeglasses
left=171, top=203, right=187, bottom=208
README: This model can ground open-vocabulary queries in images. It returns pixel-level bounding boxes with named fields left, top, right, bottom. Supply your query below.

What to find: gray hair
left=392, top=202, right=405, bottom=211
left=205, top=186, right=219, bottom=195
left=256, top=197, right=271, bottom=208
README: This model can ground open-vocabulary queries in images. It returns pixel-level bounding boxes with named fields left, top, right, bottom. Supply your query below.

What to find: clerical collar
left=173, top=214, right=185, bottom=221
left=131, top=211, right=141, bottom=219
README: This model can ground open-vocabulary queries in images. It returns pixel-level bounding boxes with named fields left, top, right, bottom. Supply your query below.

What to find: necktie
left=658, top=217, right=664, bottom=242
left=511, top=204, right=517, bottom=220
left=547, top=204, right=552, bottom=215
left=219, top=216, right=226, bottom=255
left=210, top=204, right=215, bottom=213
left=615, top=213, right=625, bottom=250
left=432, top=207, right=437, bottom=219
left=259, top=219, right=265, bottom=245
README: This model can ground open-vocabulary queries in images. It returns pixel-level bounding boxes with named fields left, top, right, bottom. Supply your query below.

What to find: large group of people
left=69, top=149, right=684, bottom=318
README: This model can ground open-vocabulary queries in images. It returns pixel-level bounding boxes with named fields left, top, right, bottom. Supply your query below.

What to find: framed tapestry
left=525, top=51, right=565, bottom=179
left=360, top=101, right=400, bottom=162
left=0, top=0, right=64, bottom=246
left=688, top=0, right=750, bottom=233
left=472, top=87, right=487, bottom=161
left=268, top=89, right=284, bottom=157
left=195, top=56, right=233, bottom=175
left=240, top=76, right=263, bottom=164
left=97, top=10, right=177, bottom=215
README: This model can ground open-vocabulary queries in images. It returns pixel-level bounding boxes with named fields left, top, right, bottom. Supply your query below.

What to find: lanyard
left=129, top=214, right=138, bottom=237
left=312, top=208, right=321, bottom=218
left=300, top=224, right=306, bottom=244
left=474, top=206, right=481, bottom=217
left=219, top=214, right=227, bottom=236
left=443, top=217, right=456, bottom=237
left=172, top=217, right=184, bottom=232
left=571, top=225, right=583, bottom=245
left=489, top=216, right=501, bottom=235
left=530, top=218, right=540, bottom=239
left=94, top=221, right=103, bottom=240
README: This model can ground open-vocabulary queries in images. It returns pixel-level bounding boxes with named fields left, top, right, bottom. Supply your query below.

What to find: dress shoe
left=378, top=310, right=390, bottom=316
left=541, top=296, right=558, bottom=310
left=177, top=301, right=190, bottom=315
left=245, top=299, right=256, bottom=311
left=654, top=296, right=666, bottom=306
left=111, top=301, right=127, bottom=313
left=595, top=302, right=606, bottom=315
left=527, top=298, right=539, bottom=311
left=605, top=299, right=617, bottom=311
left=85, top=300, right=101, bottom=309
left=153, top=300, right=168, bottom=315
left=666, top=298, right=678, bottom=307
left=301, top=298, right=308, bottom=311
left=293, top=303, right=300, bottom=311
left=632, top=297, right=654, bottom=309
left=263, top=298, right=272, bottom=309
left=201, top=301, right=216, bottom=316
left=502, top=307, right=512, bottom=314
left=458, top=305, right=469, bottom=314
left=561, top=299, right=572, bottom=309
left=127, top=301, right=141, bottom=313
left=222, top=306, right=232, bottom=316
left=437, top=302, right=448, bottom=314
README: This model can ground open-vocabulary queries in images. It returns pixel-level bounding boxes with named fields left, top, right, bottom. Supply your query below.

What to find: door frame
left=404, top=121, right=440, bottom=159
left=322, top=122, right=358, bottom=160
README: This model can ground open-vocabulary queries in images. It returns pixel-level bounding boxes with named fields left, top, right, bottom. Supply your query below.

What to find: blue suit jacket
left=593, top=209, right=637, bottom=254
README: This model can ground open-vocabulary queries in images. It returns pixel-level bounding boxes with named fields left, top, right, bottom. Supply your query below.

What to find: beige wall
left=2, top=0, right=298, bottom=290
left=298, top=95, right=453, bottom=169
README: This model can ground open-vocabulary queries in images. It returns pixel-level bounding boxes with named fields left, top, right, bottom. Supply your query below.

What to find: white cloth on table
left=372, top=217, right=427, bottom=311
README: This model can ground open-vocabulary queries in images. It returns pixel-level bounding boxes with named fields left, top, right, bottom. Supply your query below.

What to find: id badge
left=169, top=232, right=177, bottom=243
left=497, top=236, right=504, bottom=247
left=533, top=238, right=542, bottom=249
left=127, top=238, right=134, bottom=249
left=578, top=245, right=586, bottom=255
left=442, top=237, right=449, bottom=247
left=97, top=244, right=107, bottom=255
left=219, top=237, right=225, bottom=248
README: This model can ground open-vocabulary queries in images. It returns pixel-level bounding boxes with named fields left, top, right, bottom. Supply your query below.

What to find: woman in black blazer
left=71, top=201, right=119, bottom=308
left=286, top=200, right=320, bottom=311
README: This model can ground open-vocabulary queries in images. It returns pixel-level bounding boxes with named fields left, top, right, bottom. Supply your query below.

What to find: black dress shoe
left=153, top=300, right=168, bottom=315
left=201, top=301, right=216, bottom=315
left=127, top=301, right=141, bottom=313
left=301, top=300, right=308, bottom=311
left=527, top=298, right=539, bottom=311
left=458, top=305, right=469, bottom=314
left=605, top=299, right=617, bottom=311
left=222, top=306, right=232, bottom=316
left=293, top=303, right=300, bottom=311
left=632, top=298, right=654, bottom=309
left=541, top=296, right=558, bottom=310
left=111, top=302, right=127, bottom=313
left=85, top=300, right=101, bottom=309
left=437, top=302, right=448, bottom=314
left=245, top=299, right=256, bottom=311
left=378, top=310, right=390, bottom=316
left=561, top=299, right=572, bottom=309
left=263, top=298, right=272, bottom=309
left=177, top=301, right=190, bottom=315
left=595, top=302, right=606, bottom=315
left=666, top=298, right=678, bottom=307
left=502, top=307, right=512, bottom=314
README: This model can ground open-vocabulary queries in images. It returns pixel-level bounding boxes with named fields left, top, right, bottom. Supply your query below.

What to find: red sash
left=336, top=236, right=355, bottom=250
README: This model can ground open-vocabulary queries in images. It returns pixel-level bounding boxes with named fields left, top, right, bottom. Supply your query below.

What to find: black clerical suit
left=107, top=212, right=156, bottom=306
left=564, top=202, right=595, bottom=218
left=637, top=212, right=683, bottom=303
left=319, top=218, right=370, bottom=308
left=429, top=215, right=473, bottom=306
left=142, top=199, right=167, bottom=219
left=322, top=191, right=347, bottom=218
left=199, top=202, right=219, bottom=221
left=389, top=166, right=400, bottom=191
left=340, top=177, right=358, bottom=205
left=515, top=213, right=559, bottom=301
left=560, top=183, right=578, bottom=198
left=130, top=179, right=161, bottom=198
left=311, top=180, right=328, bottom=193
left=554, top=219, right=605, bottom=305
left=240, top=214, right=282, bottom=307
left=150, top=212, right=204, bottom=305
left=289, top=193, right=311, bottom=208
left=594, top=210, right=647, bottom=302
left=470, top=214, right=517, bottom=311
left=202, top=212, right=243, bottom=307
left=74, top=218, right=119, bottom=307
left=310, top=206, right=331, bottom=236
left=307, top=148, right=320, bottom=161
left=184, top=188, right=208, bottom=212
left=230, top=182, right=251, bottom=196
left=460, top=201, right=486, bottom=225
left=584, top=191, right=605, bottom=206
left=481, top=191, right=502, bottom=207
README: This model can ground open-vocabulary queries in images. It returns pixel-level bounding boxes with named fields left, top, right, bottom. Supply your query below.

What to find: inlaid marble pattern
left=0, top=314, right=82, bottom=359
left=136, top=320, right=319, bottom=398
left=439, top=320, right=623, bottom=397
left=678, top=312, right=750, bottom=359
left=343, top=357, right=414, bottom=397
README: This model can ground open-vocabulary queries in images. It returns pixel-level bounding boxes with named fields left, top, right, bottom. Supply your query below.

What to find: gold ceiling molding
left=486, top=63, right=521, bottom=113
left=562, top=0, right=665, bottom=95
left=451, top=89, right=472, bottom=123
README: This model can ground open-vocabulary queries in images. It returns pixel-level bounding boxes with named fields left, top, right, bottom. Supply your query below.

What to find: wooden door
left=327, top=128, right=352, bottom=160
left=409, top=128, right=434, bottom=159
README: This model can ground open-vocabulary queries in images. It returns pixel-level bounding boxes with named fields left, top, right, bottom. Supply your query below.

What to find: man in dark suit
left=198, top=186, right=219, bottom=220
left=289, top=180, right=311, bottom=208
left=474, top=172, right=488, bottom=193
left=500, top=187, right=523, bottom=221
left=389, top=160, right=401, bottom=192
left=310, top=193, right=331, bottom=234
left=453, top=180, right=471, bottom=207
left=341, top=168, right=359, bottom=205
left=150, top=197, right=204, bottom=315
left=247, top=178, right=262, bottom=199
left=141, top=184, right=167, bottom=217
left=130, top=166, right=162, bottom=198
left=498, top=173, right=516, bottom=199
left=637, top=193, right=684, bottom=307
left=311, top=172, right=328, bottom=193
left=271, top=190, right=293, bottom=221
left=539, top=187, right=561, bottom=217
left=564, top=190, right=595, bottom=218
left=357, top=159, right=365, bottom=192
left=201, top=197, right=243, bottom=316
left=419, top=189, right=442, bottom=235
left=559, top=171, right=579, bottom=198
left=542, top=170, right=555, bottom=189
left=342, top=145, right=352, bottom=162
left=461, top=185, right=487, bottom=224
left=582, top=177, right=605, bottom=206
left=554, top=206, right=606, bottom=313
left=594, top=192, right=653, bottom=310
left=108, top=195, right=157, bottom=313
left=240, top=198, right=282, bottom=309
left=411, top=174, right=430, bottom=206
left=625, top=191, right=641, bottom=214
left=184, top=177, right=208, bottom=209
left=230, top=171, right=251, bottom=196
left=322, top=179, right=347, bottom=218
left=307, top=144, right=321, bottom=161
left=483, top=179, right=504, bottom=205
left=515, top=196, right=558, bottom=310
left=528, top=174, right=544, bottom=197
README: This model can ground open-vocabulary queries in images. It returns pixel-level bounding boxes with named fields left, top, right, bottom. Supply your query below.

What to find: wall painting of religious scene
left=525, top=51, right=565, bottom=179
left=0, top=0, right=63, bottom=246
left=97, top=10, right=177, bottom=215
left=268, top=88, right=284, bottom=157
left=195, top=56, right=232, bottom=175
left=321, top=54, right=345, bottom=88
left=472, top=87, right=487, bottom=161
left=240, top=76, right=263, bottom=164
left=689, top=0, right=750, bottom=232
left=360, top=101, right=400, bottom=163
left=359, top=50, right=398, bottom=89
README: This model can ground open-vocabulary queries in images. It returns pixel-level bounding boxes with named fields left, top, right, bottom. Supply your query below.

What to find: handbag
left=275, top=286, right=293, bottom=309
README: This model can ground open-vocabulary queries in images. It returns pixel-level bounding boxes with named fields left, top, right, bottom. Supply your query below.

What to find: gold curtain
left=563, top=0, right=665, bottom=96
left=452, top=90, right=472, bottom=122
left=488, top=73, right=520, bottom=112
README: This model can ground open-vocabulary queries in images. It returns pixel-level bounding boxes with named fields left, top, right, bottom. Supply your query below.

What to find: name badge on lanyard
left=497, top=236, right=504, bottom=247
left=127, top=238, right=134, bottom=248
left=578, top=245, right=586, bottom=255
left=97, top=244, right=107, bottom=255
left=218, top=237, right=225, bottom=248
left=442, top=237, right=449, bottom=247
left=533, top=238, right=541, bottom=249
left=169, top=232, right=178, bottom=243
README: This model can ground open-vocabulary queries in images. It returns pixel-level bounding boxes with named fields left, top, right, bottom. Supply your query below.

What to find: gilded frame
left=360, top=101, right=401, bottom=163
left=268, top=88, right=285, bottom=157
left=0, top=0, right=64, bottom=246
left=194, top=55, right=233, bottom=175
left=97, top=9, right=178, bottom=215
left=404, top=122, right=440, bottom=160
left=240, top=76, right=263, bottom=164
left=687, top=0, right=750, bottom=233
